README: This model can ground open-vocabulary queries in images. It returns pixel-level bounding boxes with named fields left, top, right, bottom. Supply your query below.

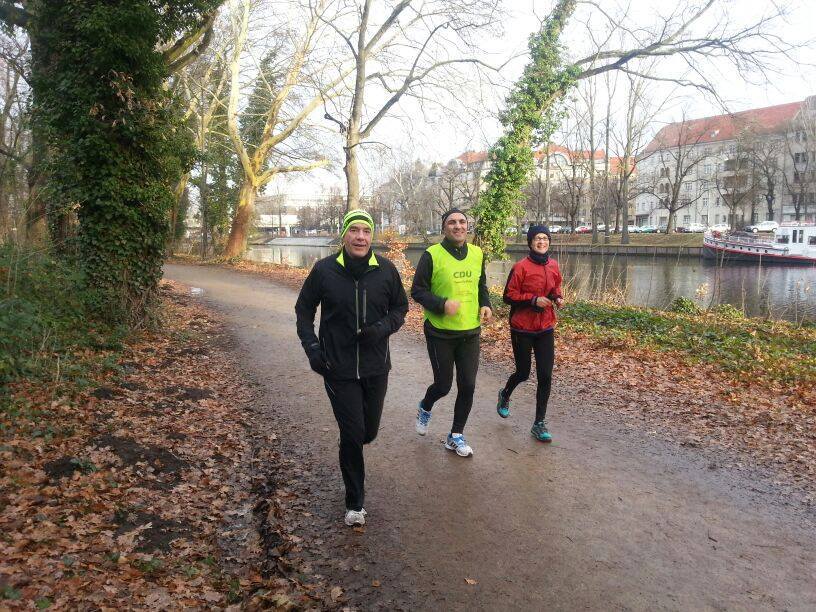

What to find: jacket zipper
left=363, top=288, right=367, bottom=324
left=355, top=280, right=360, bottom=379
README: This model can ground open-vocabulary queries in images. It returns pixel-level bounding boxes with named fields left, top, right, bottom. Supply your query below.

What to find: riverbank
left=398, top=233, right=704, bottom=247
left=0, top=248, right=343, bottom=608
left=253, top=232, right=705, bottom=257
left=171, top=254, right=816, bottom=499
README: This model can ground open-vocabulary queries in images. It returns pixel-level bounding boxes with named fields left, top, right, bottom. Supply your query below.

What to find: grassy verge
left=561, top=301, right=814, bottom=389
left=488, top=287, right=814, bottom=399
left=0, top=245, right=125, bottom=405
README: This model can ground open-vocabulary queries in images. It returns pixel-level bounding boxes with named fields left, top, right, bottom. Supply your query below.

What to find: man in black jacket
left=295, top=209, right=408, bottom=526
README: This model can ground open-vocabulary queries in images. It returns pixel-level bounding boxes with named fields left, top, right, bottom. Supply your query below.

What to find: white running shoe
left=444, top=433, right=474, bottom=457
left=416, top=402, right=432, bottom=436
left=344, top=508, right=367, bottom=526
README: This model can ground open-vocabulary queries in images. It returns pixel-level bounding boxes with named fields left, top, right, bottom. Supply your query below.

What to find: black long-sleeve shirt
left=410, top=238, right=491, bottom=338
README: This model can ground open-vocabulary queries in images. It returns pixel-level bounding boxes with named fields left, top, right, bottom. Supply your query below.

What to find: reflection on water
left=246, top=244, right=815, bottom=323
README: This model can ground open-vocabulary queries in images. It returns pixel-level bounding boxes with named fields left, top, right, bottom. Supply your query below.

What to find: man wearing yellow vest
left=410, top=208, right=492, bottom=457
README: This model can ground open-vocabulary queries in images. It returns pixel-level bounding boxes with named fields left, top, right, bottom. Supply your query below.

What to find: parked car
left=657, top=224, right=669, bottom=233
left=744, top=220, right=779, bottom=233
left=625, top=225, right=640, bottom=233
left=574, top=225, right=591, bottom=234
left=548, top=225, right=563, bottom=233
left=708, top=223, right=730, bottom=233
left=685, top=222, right=707, bottom=233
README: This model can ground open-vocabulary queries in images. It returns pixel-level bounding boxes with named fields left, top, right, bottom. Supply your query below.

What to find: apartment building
left=635, top=97, right=816, bottom=229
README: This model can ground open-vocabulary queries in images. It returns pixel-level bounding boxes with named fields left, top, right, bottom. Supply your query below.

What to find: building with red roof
left=636, top=97, right=816, bottom=229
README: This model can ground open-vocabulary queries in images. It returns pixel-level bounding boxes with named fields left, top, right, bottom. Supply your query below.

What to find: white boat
left=703, top=223, right=816, bottom=265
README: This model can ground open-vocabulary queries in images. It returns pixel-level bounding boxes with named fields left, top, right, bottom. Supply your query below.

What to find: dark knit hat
left=440, top=208, right=467, bottom=228
left=527, top=224, right=551, bottom=247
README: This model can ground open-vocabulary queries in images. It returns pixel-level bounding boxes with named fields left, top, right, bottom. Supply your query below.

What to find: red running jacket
left=502, top=256, right=563, bottom=332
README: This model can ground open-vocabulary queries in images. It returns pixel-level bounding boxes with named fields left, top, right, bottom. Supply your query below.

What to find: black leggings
left=421, top=331, right=480, bottom=434
left=502, top=329, right=555, bottom=423
left=324, top=374, right=388, bottom=511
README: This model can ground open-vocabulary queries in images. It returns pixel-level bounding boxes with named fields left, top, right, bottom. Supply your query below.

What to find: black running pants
left=421, top=332, right=480, bottom=434
left=323, top=374, right=388, bottom=512
left=502, top=329, right=555, bottom=423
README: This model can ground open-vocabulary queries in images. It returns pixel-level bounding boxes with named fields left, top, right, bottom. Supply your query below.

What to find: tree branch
left=164, top=11, right=217, bottom=73
left=258, top=158, right=329, bottom=185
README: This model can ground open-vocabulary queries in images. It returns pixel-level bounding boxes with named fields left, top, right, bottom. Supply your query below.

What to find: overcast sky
left=284, top=0, right=816, bottom=196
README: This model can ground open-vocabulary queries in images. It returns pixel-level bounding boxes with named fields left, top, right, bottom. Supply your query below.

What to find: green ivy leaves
left=474, top=0, right=578, bottom=260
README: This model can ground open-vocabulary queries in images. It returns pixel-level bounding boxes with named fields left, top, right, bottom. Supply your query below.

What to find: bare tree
left=374, top=157, right=437, bottom=238
left=457, top=153, right=486, bottom=210
left=320, top=0, right=504, bottom=211
left=713, top=140, right=761, bottom=229
left=610, top=73, right=665, bottom=243
left=748, top=134, right=783, bottom=222
left=222, top=0, right=349, bottom=257
left=0, top=29, right=29, bottom=242
left=639, top=111, right=713, bottom=232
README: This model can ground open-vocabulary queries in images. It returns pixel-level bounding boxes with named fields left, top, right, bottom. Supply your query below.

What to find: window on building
left=702, top=196, right=709, bottom=207
left=683, top=215, right=691, bottom=224
left=702, top=214, right=709, bottom=225
left=685, top=182, right=693, bottom=193
left=795, top=130, right=808, bottom=143
left=777, top=234, right=789, bottom=244
left=727, top=144, right=736, bottom=155
left=809, top=236, right=816, bottom=245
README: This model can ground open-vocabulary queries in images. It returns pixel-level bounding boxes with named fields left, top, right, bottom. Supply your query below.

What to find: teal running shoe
left=531, top=421, right=552, bottom=442
left=496, top=389, right=511, bottom=418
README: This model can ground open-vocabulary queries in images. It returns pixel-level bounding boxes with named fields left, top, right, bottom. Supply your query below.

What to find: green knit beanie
left=341, top=209, right=375, bottom=238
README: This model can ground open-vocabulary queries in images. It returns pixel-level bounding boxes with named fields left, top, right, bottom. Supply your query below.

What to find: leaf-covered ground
left=0, top=281, right=345, bottom=609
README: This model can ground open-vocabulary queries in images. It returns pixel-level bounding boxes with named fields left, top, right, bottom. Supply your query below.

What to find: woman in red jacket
left=496, top=225, right=564, bottom=442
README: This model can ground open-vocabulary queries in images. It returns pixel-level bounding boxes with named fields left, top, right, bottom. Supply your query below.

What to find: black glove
left=357, top=321, right=385, bottom=345
left=307, top=350, right=328, bottom=376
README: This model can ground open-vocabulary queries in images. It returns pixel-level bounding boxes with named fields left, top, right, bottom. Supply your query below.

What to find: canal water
left=246, top=244, right=815, bottom=323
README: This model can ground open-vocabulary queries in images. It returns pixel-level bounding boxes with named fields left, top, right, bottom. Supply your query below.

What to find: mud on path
left=164, top=263, right=816, bottom=611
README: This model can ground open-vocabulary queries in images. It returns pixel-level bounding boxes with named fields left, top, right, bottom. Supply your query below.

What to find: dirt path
left=164, top=263, right=816, bottom=611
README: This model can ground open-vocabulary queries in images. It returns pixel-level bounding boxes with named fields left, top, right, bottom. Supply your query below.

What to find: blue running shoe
left=444, top=433, right=473, bottom=457
left=531, top=421, right=552, bottom=443
left=496, top=389, right=510, bottom=418
left=416, top=402, right=432, bottom=436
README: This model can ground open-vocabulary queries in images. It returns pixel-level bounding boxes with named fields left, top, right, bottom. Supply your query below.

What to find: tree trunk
left=344, top=137, right=361, bottom=213
left=666, top=209, right=676, bottom=233
left=621, top=175, right=630, bottom=245
left=223, top=181, right=257, bottom=258
left=168, top=172, right=190, bottom=256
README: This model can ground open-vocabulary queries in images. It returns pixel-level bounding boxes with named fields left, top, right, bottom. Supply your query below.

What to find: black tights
left=421, top=332, right=480, bottom=434
left=502, top=329, right=555, bottom=423
left=324, top=374, right=388, bottom=511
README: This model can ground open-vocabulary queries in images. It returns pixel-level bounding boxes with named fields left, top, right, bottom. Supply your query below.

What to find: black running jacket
left=295, top=251, right=408, bottom=380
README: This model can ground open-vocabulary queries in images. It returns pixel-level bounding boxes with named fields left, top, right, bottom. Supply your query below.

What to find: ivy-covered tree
left=473, top=0, right=578, bottom=260
left=0, top=0, right=223, bottom=323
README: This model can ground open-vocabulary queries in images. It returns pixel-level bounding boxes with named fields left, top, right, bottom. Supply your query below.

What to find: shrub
left=670, top=296, right=701, bottom=315
left=710, top=303, right=744, bottom=320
